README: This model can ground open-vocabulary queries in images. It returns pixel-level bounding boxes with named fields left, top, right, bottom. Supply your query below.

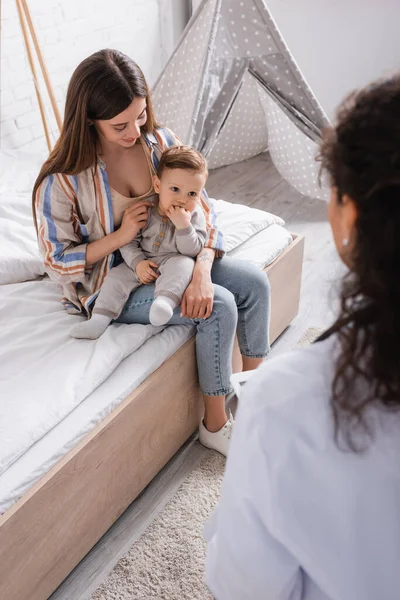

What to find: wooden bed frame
left=0, top=233, right=304, bottom=600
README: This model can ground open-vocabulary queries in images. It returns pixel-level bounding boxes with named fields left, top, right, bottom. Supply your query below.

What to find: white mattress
left=0, top=224, right=291, bottom=514
left=0, top=324, right=194, bottom=514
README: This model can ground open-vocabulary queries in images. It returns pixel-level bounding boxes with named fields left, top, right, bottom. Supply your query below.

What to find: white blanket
left=0, top=280, right=162, bottom=476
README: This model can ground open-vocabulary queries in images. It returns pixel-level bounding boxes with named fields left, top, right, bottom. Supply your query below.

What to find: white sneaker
left=199, top=413, right=235, bottom=457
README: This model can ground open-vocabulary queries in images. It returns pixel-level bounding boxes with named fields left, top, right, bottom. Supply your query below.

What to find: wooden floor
left=51, top=152, right=344, bottom=600
left=207, top=151, right=344, bottom=354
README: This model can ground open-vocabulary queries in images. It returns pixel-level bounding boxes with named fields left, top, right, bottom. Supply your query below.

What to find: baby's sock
left=70, top=314, right=112, bottom=339
left=149, top=296, right=177, bottom=326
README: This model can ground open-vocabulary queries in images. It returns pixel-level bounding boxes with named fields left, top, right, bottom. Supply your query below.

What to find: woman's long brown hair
left=32, top=48, right=158, bottom=226
left=318, top=75, right=400, bottom=451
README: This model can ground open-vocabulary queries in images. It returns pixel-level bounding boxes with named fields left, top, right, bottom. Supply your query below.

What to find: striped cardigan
left=35, top=127, right=225, bottom=315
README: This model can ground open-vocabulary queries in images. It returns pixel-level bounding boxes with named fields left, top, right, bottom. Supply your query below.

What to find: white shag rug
left=91, top=327, right=323, bottom=600
left=91, top=450, right=223, bottom=600
left=296, top=326, right=323, bottom=347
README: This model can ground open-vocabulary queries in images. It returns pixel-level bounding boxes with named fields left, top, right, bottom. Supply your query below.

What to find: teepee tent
left=152, top=0, right=330, bottom=200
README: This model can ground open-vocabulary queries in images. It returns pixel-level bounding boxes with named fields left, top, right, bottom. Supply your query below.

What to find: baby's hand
left=136, top=260, right=159, bottom=284
left=167, top=206, right=191, bottom=230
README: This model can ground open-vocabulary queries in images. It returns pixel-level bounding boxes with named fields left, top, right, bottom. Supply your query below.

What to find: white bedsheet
left=0, top=323, right=194, bottom=514
left=0, top=224, right=291, bottom=514
left=0, top=280, right=163, bottom=476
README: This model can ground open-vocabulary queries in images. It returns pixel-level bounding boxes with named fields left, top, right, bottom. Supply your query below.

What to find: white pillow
left=227, top=223, right=292, bottom=268
left=0, top=189, right=44, bottom=284
left=0, top=149, right=45, bottom=194
left=0, top=150, right=46, bottom=284
left=213, top=199, right=285, bottom=252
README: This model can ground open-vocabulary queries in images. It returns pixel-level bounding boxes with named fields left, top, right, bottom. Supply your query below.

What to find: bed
left=0, top=151, right=304, bottom=600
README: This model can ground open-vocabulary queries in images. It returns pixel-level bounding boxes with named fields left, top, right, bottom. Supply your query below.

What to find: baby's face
left=154, top=168, right=207, bottom=214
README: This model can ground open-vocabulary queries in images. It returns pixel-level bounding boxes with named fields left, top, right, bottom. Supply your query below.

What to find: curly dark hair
left=318, top=75, right=400, bottom=451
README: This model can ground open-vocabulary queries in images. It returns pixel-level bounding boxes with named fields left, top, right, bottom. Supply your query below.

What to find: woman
left=33, top=49, right=270, bottom=457
left=205, top=75, right=400, bottom=598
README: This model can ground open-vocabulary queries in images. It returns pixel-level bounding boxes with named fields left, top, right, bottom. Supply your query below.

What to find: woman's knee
left=239, top=262, right=270, bottom=301
left=212, top=257, right=270, bottom=298
left=212, top=285, right=238, bottom=328
left=252, top=264, right=270, bottom=296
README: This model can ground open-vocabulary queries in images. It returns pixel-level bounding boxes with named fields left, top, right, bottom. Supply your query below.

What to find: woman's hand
left=181, top=248, right=216, bottom=319
left=136, top=260, right=159, bottom=284
left=118, top=201, right=153, bottom=246
left=181, top=273, right=214, bottom=319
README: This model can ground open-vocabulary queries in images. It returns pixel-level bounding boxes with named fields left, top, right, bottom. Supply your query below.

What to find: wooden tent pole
left=15, top=0, right=52, bottom=152
left=19, top=0, right=62, bottom=132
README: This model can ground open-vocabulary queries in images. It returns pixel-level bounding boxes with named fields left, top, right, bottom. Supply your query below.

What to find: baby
left=71, top=145, right=208, bottom=339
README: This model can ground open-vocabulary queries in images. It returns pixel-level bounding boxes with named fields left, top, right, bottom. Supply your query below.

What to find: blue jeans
left=117, top=257, right=270, bottom=396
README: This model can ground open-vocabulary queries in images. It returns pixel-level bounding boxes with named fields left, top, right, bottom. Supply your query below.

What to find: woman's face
left=94, top=97, right=147, bottom=148
left=328, top=187, right=358, bottom=267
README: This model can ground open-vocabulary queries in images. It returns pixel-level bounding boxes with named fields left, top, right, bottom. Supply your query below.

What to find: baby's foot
left=149, top=296, right=176, bottom=326
left=70, top=314, right=111, bottom=339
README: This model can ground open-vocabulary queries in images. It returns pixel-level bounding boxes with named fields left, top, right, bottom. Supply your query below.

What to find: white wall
left=0, top=0, right=190, bottom=153
left=266, top=0, right=400, bottom=118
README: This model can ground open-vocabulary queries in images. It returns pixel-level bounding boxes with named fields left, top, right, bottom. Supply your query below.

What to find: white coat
left=205, top=334, right=400, bottom=600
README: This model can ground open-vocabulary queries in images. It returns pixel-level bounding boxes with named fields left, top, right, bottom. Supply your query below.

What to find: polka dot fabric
left=152, top=0, right=218, bottom=143
left=207, top=71, right=268, bottom=169
left=152, top=0, right=330, bottom=199
left=259, top=87, right=329, bottom=200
